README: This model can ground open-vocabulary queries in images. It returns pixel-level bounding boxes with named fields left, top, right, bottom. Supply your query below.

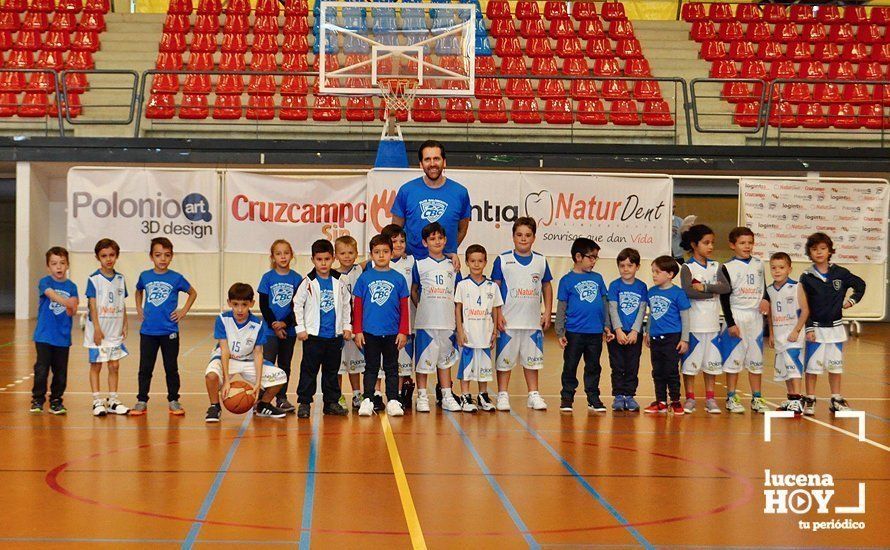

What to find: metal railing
left=689, top=77, right=766, bottom=134
left=60, top=69, right=140, bottom=125
left=0, top=68, right=64, bottom=136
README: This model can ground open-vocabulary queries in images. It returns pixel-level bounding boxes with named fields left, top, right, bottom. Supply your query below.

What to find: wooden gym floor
left=0, top=316, right=887, bottom=548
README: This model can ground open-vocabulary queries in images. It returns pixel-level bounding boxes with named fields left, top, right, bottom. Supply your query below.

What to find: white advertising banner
left=367, top=169, right=673, bottom=258
left=67, top=168, right=219, bottom=253
left=740, top=178, right=889, bottom=264
left=224, top=171, right=368, bottom=253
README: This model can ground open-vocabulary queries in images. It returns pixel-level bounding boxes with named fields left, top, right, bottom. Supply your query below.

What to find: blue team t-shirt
left=136, top=269, right=191, bottom=336
left=353, top=267, right=409, bottom=336
left=608, top=278, right=649, bottom=332
left=317, top=275, right=336, bottom=339
left=391, top=176, right=472, bottom=259
left=257, top=269, right=303, bottom=338
left=557, top=271, right=607, bottom=334
left=647, top=284, right=691, bottom=337
left=34, top=276, right=78, bottom=347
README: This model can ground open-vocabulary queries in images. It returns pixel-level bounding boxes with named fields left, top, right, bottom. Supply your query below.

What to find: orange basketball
left=223, top=379, right=256, bottom=414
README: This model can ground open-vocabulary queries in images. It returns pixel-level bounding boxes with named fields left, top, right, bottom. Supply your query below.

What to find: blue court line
left=510, top=412, right=655, bottom=550
left=445, top=412, right=540, bottom=549
left=181, top=413, right=253, bottom=549
left=298, top=406, right=321, bottom=549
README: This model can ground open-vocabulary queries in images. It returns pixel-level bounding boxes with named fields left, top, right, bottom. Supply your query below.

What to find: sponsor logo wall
left=740, top=179, right=889, bottom=264
left=67, top=168, right=218, bottom=253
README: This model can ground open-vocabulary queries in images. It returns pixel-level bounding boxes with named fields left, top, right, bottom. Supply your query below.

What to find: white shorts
left=773, top=346, right=804, bottom=382
left=414, top=329, right=458, bottom=374
left=339, top=340, right=365, bottom=375
left=88, top=343, right=129, bottom=364
left=720, top=310, right=764, bottom=374
left=457, top=347, right=494, bottom=382
left=682, top=332, right=723, bottom=375
left=205, top=357, right=287, bottom=389
left=805, top=341, right=844, bottom=375
left=397, top=335, right=414, bottom=377
left=496, top=329, right=544, bottom=371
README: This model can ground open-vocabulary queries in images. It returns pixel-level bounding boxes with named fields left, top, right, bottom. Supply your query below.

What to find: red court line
left=44, top=429, right=756, bottom=537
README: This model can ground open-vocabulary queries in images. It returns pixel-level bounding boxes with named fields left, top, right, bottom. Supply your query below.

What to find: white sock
left=418, top=388, right=428, bottom=397
left=498, top=391, right=508, bottom=397
left=528, top=391, right=539, bottom=397
left=109, top=392, right=118, bottom=400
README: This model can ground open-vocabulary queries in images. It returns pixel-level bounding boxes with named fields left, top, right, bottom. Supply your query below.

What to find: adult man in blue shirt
left=391, top=140, right=472, bottom=262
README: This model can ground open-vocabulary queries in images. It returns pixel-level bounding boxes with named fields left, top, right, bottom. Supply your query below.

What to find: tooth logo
left=369, top=280, right=395, bottom=306
left=419, top=199, right=448, bottom=223
left=270, top=282, right=294, bottom=307
left=524, top=190, right=554, bottom=226
left=619, top=291, right=641, bottom=316
left=574, top=281, right=599, bottom=303
left=145, top=281, right=173, bottom=307
left=649, top=295, right=671, bottom=320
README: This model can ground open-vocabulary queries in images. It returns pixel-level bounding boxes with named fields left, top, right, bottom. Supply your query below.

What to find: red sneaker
left=644, top=401, right=667, bottom=414
left=670, top=401, right=685, bottom=415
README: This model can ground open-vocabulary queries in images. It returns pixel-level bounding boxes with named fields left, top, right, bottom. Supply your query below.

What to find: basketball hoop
left=378, top=77, right=419, bottom=119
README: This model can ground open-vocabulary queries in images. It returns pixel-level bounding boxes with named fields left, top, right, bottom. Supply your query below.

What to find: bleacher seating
left=683, top=2, right=889, bottom=130
left=145, top=0, right=673, bottom=127
left=0, top=0, right=109, bottom=119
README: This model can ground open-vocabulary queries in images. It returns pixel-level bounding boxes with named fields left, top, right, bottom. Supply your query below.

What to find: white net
left=378, top=77, right=420, bottom=116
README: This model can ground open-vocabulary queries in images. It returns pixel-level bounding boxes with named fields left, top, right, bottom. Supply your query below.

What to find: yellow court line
left=380, top=413, right=427, bottom=550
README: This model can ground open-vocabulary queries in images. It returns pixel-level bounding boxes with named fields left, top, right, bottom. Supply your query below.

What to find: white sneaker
left=477, top=392, right=495, bottom=411
left=92, top=399, right=107, bottom=417
left=461, top=394, right=478, bottom=413
left=106, top=398, right=130, bottom=415
left=386, top=400, right=404, bottom=416
left=496, top=392, right=511, bottom=411
left=416, top=393, right=431, bottom=413
left=725, top=394, right=745, bottom=414
left=358, top=398, right=374, bottom=417
left=527, top=392, right=547, bottom=410
left=441, top=392, right=462, bottom=412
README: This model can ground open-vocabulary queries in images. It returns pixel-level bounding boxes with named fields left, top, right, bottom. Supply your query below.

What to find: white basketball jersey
left=686, top=259, right=722, bottom=333
left=84, top=270, right=127, bottom=348
left=724, top=257, right=764, bottom=311
left=455, top=278, right=504, bottom=348
left=497, top=251, right=550, bottom=330
left=391, top=255, right=416, bottom=333
left=215, top=312, right=265, bottom=361
left=413, top=256, right=458, bottom=330
left=767, top=280, right=803, bottom=351
left=338, top=264, right=363, bottom=300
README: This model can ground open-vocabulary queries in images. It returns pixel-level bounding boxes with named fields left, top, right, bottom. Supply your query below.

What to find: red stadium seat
left=0, top=0, right=27, bottom=13
left=781, top=82, right=811, bottom=104
left=543, top=2, right=568, bottom=21
left=163, top=13, right=188, bottom=33
left=84, top=0, right=109, bottom=13
left=769, top=60, right=796, bottom=80
left=798, top=102, right=828, bottom=128
left=859, top=103, right=886, bottom=130
left=526, top=37, right=553, bottom=58
left=183, top=73, right=211, bottom=94
left=557, top=36, right=584, bottom=58
left=788, top=5, right=815, bottom=23
left=774, top=23, right=799, bottom=43
left=718, top=21, right=744, bottom=42
left=843, top=5, right=867, bottom=24
left=22, top=12, right=49, bottom=32
left=828, top=23, right=854, bottom=44
left=490, top=18, right=516, bottom=38
left=709, top=60, right=738, bottom=78
left=601, top=79, right=629, bottom=101
left=188, top=52, right=214, bottom=70
left=817, top=5, right=841, bottom=24
left=814, top=82, right=841, bottom=104
left=0, top=92, right=17, bottom=117
left=841, top=43, right=868, bottom=63
left=871, top=7, right=890, bottom=25
left=856, top=24, right=883, bottom=44
left=485, top=0, right=510, bottom=20
left=872, top=43, right=890, bottom=64
left=829, top=102, right=859, bottom=129
left=856, top=62, right=882, bottom=81
left=252, top=52, right=277, bottom=71
left=167, top=0, right=192, bottom=15
left=609, top=99, right=639, bottom=125
left=538, top=77, right=565, bottom=99
left=177, top=93, right=208, bottom=118
left=511, top=97, right=541, bottom=123
left=282, top=34, right=308, bottom=54
left=223, top=14, right=249, bottom=34
left=572, top=1, right=597, bottom=21
left=531, top=56, right=558, bottom=75
left=505, top=77, right=534, bottom=99
left=212, top=93, right=242, bottom=119
left=707, top=3, right=733, bottom=23
left=600, top=2, right=626, bottom=21
left=78, top=11, right=105, bottom=31
left=570, top=77, right=598, bottom=100
left=245, top=94, right=276, bottom=120
left=787, top=42, right=812, bottom=62
left=411, top=97, right=442, bottom=123
left=828, top=61, right=855, bottom=80
left=585, top=37, right=613, bottom=59
left=344, top=96, right=375, bottom=122
left=733, top=101, right=762, bottom=127
left=30, top=0, right=55, bottom=13
left=801, top=23, right=827, bottom=43
left=221, top=32, right=248, bottom=53
left=66, top=50, right=95, bottom=69
left=191, top=14, right=218, bottom=33
left=745, top=21, right=771, bottom=43
left=842, top=83, right=870, bottom=104
left=690, top=21, right=716, bottom=42
left=729, top=40, right=755, bottom=61
left=543, top=98, right=573, bottom=124
left=18, top=91, right=49, bottom=117
left=49, top=91, right=82, bottom=118
left=682, top=2, right=706, bottom=22
left=813, top=42, right=840, bottom=62
left=562, top=57, right=589, bottom=76
left=642, top=100, right=673, bottom=126
left=252, top=33, right=278, bottom=55
left=768, top=101, right=797, bottom=127
left=283, top=16, right=308, bottom=35
left=616, top=38, right=643, bottom=59
left=253, top=15, right=279, bottom=35
left=550, top=19, right=576, bottom=39
left=14, top=30, right=40, bottom=51
left=763, top=4, right=789, bottom=23
left=577, top=98, right=606, bottom=124
left=216, top=74, right=244, bottom=95
left=478, top=97, right=507, bottom=123
left=0, top=13, right=19, bottom=32
left=226, top=0, right=251, bottom=15
left=190, top=33, right=218, bottom=54
left=494, top=36, right=521, bottom=57
left=736, top=3, right=762, bottom=23
left=519, top=18, right=546, bottom=38
left=799, top=60, right=826, bottom=80
left=160, top=32, right=187, bottom=53
left=45, top=31, right=73, bottom=52
left=445, top=97, right=474, bottom=123
left=609, top=19, right=635, bottom=39
left=281, top=53, right=308, bottom=72
left=474, top=77, right=500, bottom=98
left=255, top=0, right=279, bottom=16
left=280, top=74, right=308, bottom=95
left=722, top=81, right=753, bottom=103
left=197, top=0, right=222, bottom=14
left=26, top=70, right=54, bottom=93
left=633, top=79, right=661, bottom=101
left=500, top=56, right=526, bottom=75
left=279, top=94, right=308, bottom=120
left=63, top=71, right=88, bottom=93
left=6, top=50, right=34, bottom=68
left=35, top=49, right=63, bottom=71
left=515, top=1, right=540, bottom=20
left=701, top=40, right=727, bottom=61
left=150, top=73, right=179, bottom=93
left=312, top=95, right=342, bottom=121
left=146, top=92, right=176, bottom=118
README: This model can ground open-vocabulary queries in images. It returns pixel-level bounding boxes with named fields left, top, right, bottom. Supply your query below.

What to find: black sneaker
left=49, top=401, right=67, bottom=415
left=256, top=401, right=287, bottom=418
left=351, top=393, right=362, bottom=410
left=559, top=399, right=573, bottom=412
left=829, top=397, right=852, bottom=413
left=277, top=398, right=297, bottom=414
left=372, top=393, right=385, bottom=412
left=399, top=378, right=415, bottom=411
left=205, top=404, right=221, bottom=423
left=323, top=401, right=349, bottom=416
left=587, top=397, right=607, bottom=412
left=477, top=392, right=495, bottom=412
left=297, top=403, right=311, bottom=419
left=30, top=399, right=43, bottom=413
